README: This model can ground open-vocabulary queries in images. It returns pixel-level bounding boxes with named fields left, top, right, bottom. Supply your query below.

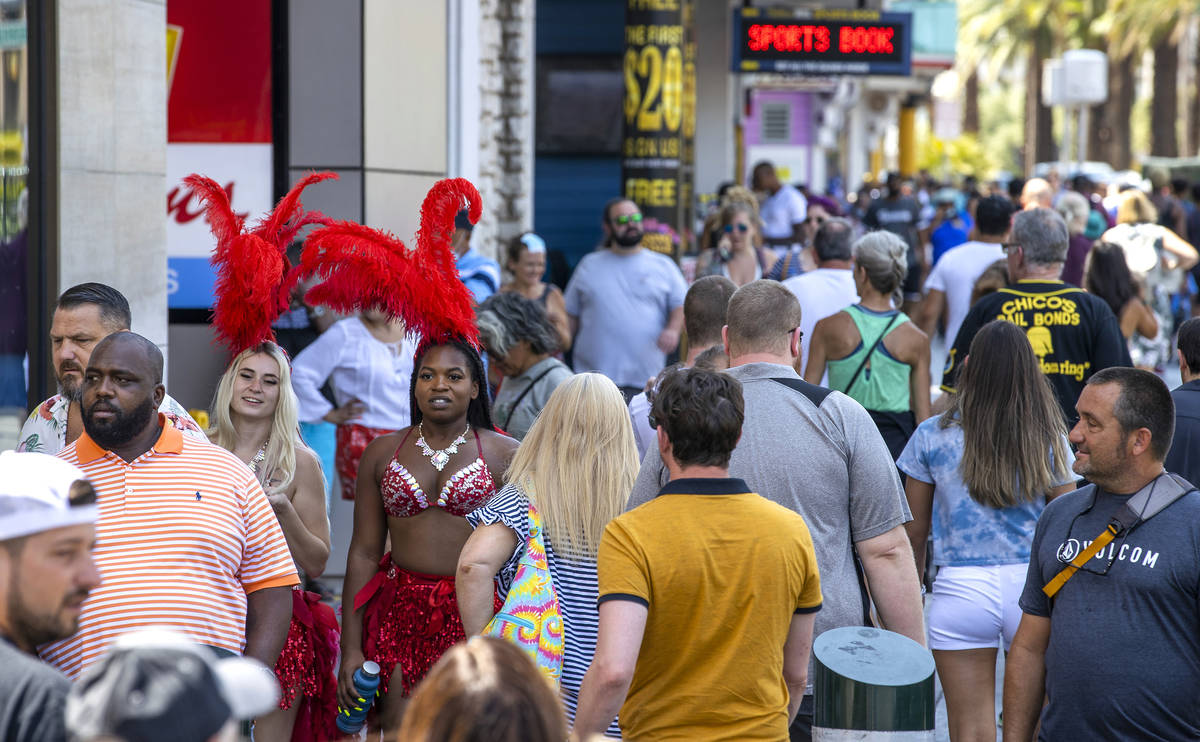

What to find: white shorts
left=927, top=563, right=1027, bottom=651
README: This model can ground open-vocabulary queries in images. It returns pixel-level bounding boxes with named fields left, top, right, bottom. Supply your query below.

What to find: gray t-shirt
left=626, top=362, right=910, bottom=693
left=564, top=248, right=687, bottom=388
left=0, top=638, right=71, bottom=742
left=492, top=357, right=573, bottom=440
left=1019, top=480, right=1200, bottom=740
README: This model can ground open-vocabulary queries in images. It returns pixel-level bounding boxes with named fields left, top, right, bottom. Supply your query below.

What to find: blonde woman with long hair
left=209, top=341, right=337, bottom=742
left=457, top=373, right=638, bottom=738
left=896, top=321, right=1076, bottom=742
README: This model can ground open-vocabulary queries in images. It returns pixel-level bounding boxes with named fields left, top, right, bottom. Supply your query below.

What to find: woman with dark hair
left=398, top=637, right=567, bottom=742
left=500, top=232, right=571, bottom=351
left=897, top=320, right=1076, bottom=742
left=1084, top=241, right=1159, bottom=363
left=338, top=337, right=519, bottom=735
left=477, top=293, right=573, bottom=440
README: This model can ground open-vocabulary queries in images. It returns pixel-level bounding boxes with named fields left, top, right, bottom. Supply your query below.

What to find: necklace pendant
left=430, top=450, right=450, bottom=471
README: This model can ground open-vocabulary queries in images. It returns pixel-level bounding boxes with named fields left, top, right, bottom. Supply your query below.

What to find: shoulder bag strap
left=502, top=366, right=557, bottom=426
left=1043, top=474, right=1196, bottom=598
left=844, top=311, right=902, bottom=396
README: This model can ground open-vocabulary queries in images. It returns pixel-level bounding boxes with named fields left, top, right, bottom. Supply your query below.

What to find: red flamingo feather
left=185, top=171, right=335, bottom=355
left=298, top=178, right=483, bottom=348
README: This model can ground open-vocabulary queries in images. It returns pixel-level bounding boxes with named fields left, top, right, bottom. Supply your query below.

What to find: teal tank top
left=826, top=304, right=912, bottom=412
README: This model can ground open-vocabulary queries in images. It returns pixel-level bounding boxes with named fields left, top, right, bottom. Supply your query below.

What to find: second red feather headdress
left=296, top=177, right=483, bottom=348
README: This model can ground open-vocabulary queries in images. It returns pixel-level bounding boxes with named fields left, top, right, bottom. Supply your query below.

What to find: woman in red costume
left=338, top=336, right=516, bottom=731
left=291, top=177, right=518, bottom=734
left=187, top=172, right=341, bottom=741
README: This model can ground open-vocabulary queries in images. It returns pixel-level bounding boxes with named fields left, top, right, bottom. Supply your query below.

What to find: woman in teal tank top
left=805, top=231, right=931, bottom=460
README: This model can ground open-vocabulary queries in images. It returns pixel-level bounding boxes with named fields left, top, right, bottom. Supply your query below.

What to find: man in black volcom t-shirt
left=941, top=208, right=1129, bottom=427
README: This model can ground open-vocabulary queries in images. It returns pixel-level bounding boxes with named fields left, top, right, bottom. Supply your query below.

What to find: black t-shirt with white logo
left=940, top=280, right=1130, bottom=427
left=1019, top=483, right=1200, bottom=740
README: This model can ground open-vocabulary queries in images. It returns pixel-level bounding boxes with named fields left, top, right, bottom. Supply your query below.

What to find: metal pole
left=1078, top=105, right=1089, bottom=171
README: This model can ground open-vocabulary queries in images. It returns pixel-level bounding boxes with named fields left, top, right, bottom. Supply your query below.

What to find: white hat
left=66, top=628, right=281, bottom=742
left=0, top=451, right=97, bottom=541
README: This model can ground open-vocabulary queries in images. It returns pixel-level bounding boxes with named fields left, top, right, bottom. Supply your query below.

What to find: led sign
left=731, top=8, right=912, bottom=76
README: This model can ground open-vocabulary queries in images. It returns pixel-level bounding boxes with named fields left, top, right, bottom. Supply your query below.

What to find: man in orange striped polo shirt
left=42, top=332, right=298, bottom=680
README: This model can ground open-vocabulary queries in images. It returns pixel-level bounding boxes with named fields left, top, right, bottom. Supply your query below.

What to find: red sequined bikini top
left=380, top=427, right=496, bottom=518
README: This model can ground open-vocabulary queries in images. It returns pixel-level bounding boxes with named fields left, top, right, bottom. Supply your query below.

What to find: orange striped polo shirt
left=43, top=415, right=299, bottom=679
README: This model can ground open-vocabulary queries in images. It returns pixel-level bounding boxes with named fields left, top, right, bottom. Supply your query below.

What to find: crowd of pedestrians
left=4, top=163, right=1200, bottom=742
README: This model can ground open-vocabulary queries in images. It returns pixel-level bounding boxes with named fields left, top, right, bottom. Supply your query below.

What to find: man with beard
left=564, top=198, right=687, bottom=400
left=1004, top=368, right=1200, bottom=740
left=0, top=451, right=101, bottom=742
left=17, top=283, right=205, bottom=455
left=42, top=332, right=298, bottom=681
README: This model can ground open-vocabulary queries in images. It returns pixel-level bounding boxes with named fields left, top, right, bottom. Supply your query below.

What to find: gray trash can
left=812, top=626, right=935, bottom=740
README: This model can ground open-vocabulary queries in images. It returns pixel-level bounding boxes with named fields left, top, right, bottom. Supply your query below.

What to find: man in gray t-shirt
left=0, top=452, right=102, bottom=742
left=1005, top=368, right=1200, bottom=740
left=626, top=280, right=924, bottom=742
left=564, top=198, right=686, bottom=397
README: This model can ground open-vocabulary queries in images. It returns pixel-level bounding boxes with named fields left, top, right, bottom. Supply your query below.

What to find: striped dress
left=467, top=483, right=621, bottom=739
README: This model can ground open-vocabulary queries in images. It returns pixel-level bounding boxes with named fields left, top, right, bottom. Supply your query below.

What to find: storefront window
left=0, top=0, right=28, bottom=450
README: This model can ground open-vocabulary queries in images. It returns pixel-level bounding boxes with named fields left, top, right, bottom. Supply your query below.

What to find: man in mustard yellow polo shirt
left=574, top=368, right=822, bottom=741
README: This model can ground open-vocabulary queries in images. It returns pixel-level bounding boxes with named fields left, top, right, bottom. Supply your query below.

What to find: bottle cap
left=362, top=661, right=381, bottom=678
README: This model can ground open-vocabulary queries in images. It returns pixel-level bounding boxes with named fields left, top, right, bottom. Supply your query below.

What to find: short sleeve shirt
left=1018, top=483, right=1200, bottom=739
left=564, top=248, right=687, bottom=388
left=922, top=241, right=1005, bottom=346
left=0, top=639, right=70, bottom=742
left=942, top=280, right=1130, bottom=427
left=43, top=419, right=299, bottom=679
left=17, top=393, right=206, bottom=456
left=896, top=415, right=1074, bottom=566
left=760, top=185, right=808, bottom=240
left=600, top=477, right=821, bottom=741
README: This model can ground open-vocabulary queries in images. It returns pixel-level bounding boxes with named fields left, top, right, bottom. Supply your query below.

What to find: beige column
left=57, top=0, right=168, bottom=351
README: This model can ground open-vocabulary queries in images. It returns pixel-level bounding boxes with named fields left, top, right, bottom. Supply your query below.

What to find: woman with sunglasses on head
left=696, top=202, right=776, bottom=286
left=208, top=341, right=337, bottom=742
left=805, top=230, right=931, bottom=461
left=767, top=197, right=839, bottom=281
left=500, top=232, right=571, bottom=352
left=339, top=337, right=519, bottom=736
left=896, top=320, right=1076, bottom=742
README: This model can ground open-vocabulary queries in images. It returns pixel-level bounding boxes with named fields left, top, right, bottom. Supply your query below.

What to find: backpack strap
left=1043, top=473, right=1196, bottom=598
left=767, top=375, right=875, bottom=626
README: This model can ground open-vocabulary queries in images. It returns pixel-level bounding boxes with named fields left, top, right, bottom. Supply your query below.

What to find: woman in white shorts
left=897, top=320, right=1077, bottom=742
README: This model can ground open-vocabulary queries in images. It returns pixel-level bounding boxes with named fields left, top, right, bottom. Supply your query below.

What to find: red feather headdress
left=296, top=177, right=482, bottom=348
left=185, top=171, right=336, bottom=355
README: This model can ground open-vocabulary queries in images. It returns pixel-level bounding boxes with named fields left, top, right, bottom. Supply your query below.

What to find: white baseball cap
left=0, top=451, right=97, bottom=541
left=66, top=628, right=281, bottom=742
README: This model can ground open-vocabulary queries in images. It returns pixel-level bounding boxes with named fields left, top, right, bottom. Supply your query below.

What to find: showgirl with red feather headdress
left=297, top=179, right=518, bottom=732
left=190, top=171, right=343, bottom=742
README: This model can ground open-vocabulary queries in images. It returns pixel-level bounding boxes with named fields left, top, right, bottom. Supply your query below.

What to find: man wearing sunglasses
left=564, top=198, right=686, bottom=401
left=1004, top=368, right=1200, bottom=741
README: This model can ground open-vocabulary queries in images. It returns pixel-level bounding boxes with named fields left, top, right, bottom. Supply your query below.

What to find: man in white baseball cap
left=66, top=628, right=281, bottom=742
left=0, top=450, right=101, bottom=742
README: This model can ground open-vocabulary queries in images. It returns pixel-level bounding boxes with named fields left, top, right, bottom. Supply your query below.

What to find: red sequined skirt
left=335, top=423, right=395, bottom=500
left=354, top=553, right=501, bottom=697
left=273, top=589, right=340, bottom=742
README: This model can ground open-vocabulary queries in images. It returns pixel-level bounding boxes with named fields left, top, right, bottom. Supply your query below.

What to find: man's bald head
left=1021, top=178, right=1054, bottom=209
left=89, top=332, right=164, bottom=385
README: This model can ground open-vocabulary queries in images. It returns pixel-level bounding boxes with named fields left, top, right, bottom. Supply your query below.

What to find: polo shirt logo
left=195, top=491, right=201, bottom=501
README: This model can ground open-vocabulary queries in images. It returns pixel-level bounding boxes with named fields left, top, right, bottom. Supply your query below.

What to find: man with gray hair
left=782, top=217, right=859, bottom=379
left=941, top=208, right=1128, bottom=427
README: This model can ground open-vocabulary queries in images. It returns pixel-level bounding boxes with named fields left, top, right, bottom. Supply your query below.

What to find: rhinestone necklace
left=416, top=423, right=470, bottom=472
left=248, top=439, right=269, bottom=474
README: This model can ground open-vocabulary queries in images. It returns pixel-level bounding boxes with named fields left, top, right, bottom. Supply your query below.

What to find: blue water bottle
left=336, top=660, right=381, bottom=734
